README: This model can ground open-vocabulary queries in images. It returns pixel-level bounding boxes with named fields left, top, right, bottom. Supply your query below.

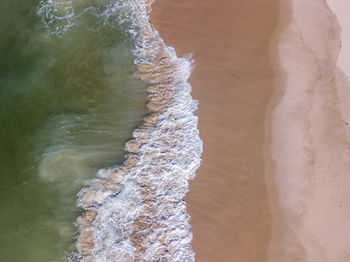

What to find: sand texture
left=268, top=0, right=350, bottom=261
left=151, top=0, right=350, bottom=261
left=151, top=1, right=278, bottom=261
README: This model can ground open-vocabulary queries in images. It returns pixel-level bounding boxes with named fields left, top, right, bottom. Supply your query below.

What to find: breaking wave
left=37, top=0, right=202, bottom=261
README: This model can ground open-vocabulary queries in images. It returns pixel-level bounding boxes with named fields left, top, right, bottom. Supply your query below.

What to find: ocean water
left=70, top=0, right=202, bottom=260
left=0, top=0, right=148, bottom=261
left=0, top=0, right=202, bottom=261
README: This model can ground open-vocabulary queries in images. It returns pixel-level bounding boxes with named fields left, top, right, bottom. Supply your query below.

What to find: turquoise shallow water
left=0, top=0, right=147, bottom=261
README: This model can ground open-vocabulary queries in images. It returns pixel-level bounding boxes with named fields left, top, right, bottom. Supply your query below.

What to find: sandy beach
left=151, top=0, right=350, bottom=261
left=6, top=0, right=350, bottom=260
left=151, top=1, right=277, bottom=261
left=268, top=0, right=350, bottom=261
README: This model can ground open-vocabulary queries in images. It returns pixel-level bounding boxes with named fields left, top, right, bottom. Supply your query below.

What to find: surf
left=36, top=0, right=203, bottom=261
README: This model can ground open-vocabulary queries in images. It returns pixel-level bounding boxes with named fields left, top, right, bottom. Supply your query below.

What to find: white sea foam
left=37, top=0, right=158, bottom=63
left=37, top=0, right=75, bottom=36
left=37, top=0, right=202, bottom=261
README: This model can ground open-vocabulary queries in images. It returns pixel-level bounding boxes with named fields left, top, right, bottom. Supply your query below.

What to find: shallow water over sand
left=0, top=0, right=147, bottom=261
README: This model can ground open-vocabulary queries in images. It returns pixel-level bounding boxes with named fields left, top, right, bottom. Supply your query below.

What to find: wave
left=37, top=0, right=202, bottom=261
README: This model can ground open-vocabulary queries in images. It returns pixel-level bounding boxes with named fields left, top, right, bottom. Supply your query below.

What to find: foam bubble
left=37, top=0, right=160, bottom=63
left=37, top=0, right=75, bottom=36
left=37, top=0, right=202, bottom=261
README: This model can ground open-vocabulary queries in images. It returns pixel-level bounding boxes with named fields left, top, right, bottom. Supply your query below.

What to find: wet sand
left=151, top=1, right=278, bottom=261
left=151, top=0, right=350, bottom=261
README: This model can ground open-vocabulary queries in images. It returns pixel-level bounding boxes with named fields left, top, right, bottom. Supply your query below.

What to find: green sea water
left=0, top=0, right=147, bottom=261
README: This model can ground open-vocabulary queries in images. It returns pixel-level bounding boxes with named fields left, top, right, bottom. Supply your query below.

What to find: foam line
left=37, top=0, right=202, bottom=261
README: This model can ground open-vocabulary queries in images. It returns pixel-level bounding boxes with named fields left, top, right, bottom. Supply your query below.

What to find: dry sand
left=151, top=1, right=277, bottom=261
left=268, top=0, right=350, bottom=261
left=151, top=0, right=350, bottom=261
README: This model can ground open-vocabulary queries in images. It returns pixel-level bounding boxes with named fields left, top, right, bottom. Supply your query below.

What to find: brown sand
left=150, top=0, right=350, bottom=261
left=151, top=1, right=278, bottom=261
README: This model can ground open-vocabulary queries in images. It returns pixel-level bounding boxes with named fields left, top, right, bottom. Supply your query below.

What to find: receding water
left=0, top=0, right=147, bottom=261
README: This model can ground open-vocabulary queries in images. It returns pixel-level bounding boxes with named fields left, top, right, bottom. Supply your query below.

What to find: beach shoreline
left=151, top=0, right=350, bottom=261
left=74, top=1, right=202, bottom=260
left=73, top=0, right=350, bottom=260
left=150, top=1, right=278, bottom=260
